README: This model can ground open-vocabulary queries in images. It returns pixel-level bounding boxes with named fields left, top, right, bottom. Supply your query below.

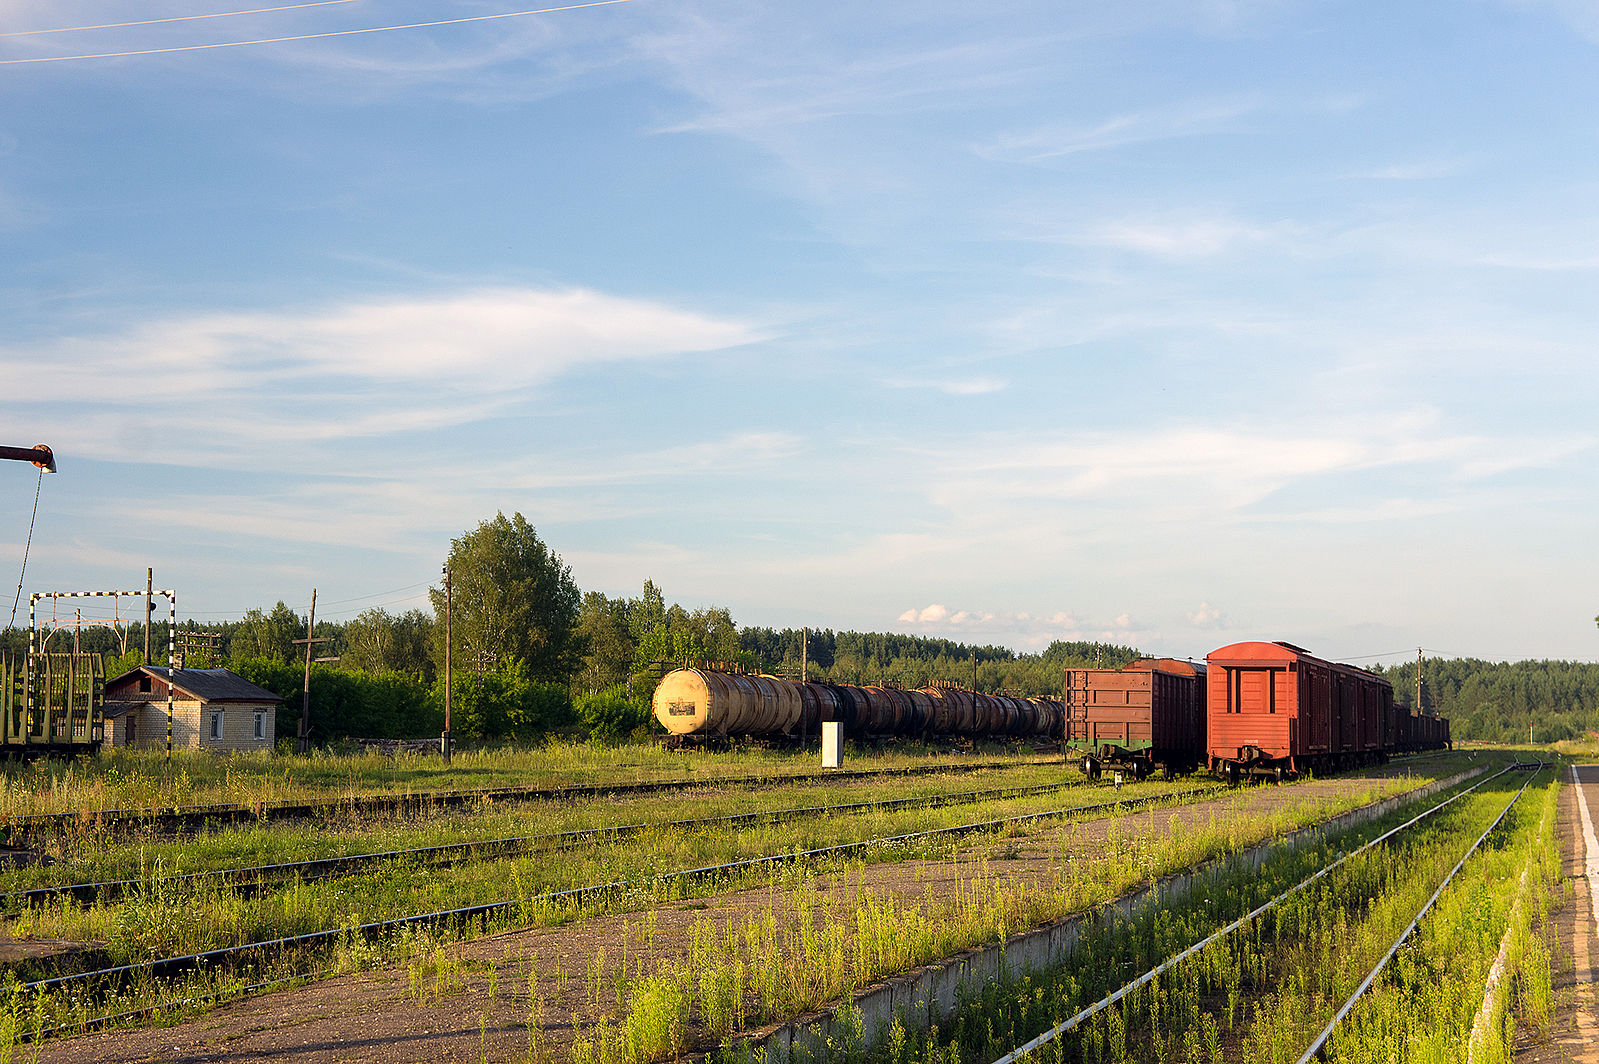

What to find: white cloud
left=1, top=287, right=762, bottom=465
left=1186, top=602, right=1223, bottom=627
left=900, top=603, right=950, bottom=623
left=1081, top=216, right=1282, bottom=259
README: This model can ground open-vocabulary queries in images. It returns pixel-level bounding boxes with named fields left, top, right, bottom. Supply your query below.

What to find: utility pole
left=442, top=565, right=452, bottom=765
left=970, top=650, right=977, bottom=692
left=1415, top=647, right=1423, bottom=715
left=801, top=627, right=808, bottom=684
left=292, top=589, right=334, bottom=754
left=144, top=568, right=153, bottom=664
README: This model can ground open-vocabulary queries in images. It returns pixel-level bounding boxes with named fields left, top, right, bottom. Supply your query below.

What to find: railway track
left=0, top=756, right=1055, bottom=841
left=4, top=773, right=1163, bottom=909
left=15, top=779, right=1230, bottom=1039
left=985, top=760, right=1546, bottom=1064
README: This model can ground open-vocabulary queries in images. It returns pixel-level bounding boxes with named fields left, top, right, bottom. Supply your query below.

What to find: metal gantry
left=29, top=589, right=177, bottom=755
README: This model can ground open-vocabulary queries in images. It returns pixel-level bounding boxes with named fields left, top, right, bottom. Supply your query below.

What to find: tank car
left=1206, top=641, right=1393, bottom=780
left=651, top=666, right=1063, bottom=742
left=1064, top=657, right=1206, bottom=779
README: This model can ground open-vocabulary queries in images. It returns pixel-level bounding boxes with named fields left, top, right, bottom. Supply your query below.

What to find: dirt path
left=36, top=769, right=1445, bottom=1064
left=1518, top=765, right=1599, bottom=1063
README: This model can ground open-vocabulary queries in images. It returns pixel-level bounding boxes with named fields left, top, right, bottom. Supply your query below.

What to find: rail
left=988, top=761, right=1531, bottom=1064
left=1292, top=762, right=1547, bottom=1063
left=0, top=756, right=1056, bottom=840
left=18, top=781, right=1224, bottom=1036
left=5, top=773, right=1173, bottom=909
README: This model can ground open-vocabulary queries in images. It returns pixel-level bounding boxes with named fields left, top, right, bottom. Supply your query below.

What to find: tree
left=341, top=608, right=434, bottom=678
left=228, top=602, right=303, bottom=665
left=575, top=592, right=636, bottom=694
left=429, top=513, right=582, bottom=684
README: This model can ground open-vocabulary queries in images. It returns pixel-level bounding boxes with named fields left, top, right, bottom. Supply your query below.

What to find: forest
left=1375, top=656, right=1599, bottom=744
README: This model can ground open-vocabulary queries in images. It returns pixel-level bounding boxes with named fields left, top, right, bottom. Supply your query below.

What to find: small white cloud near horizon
left=1187, top=602, right=1223, bottom=628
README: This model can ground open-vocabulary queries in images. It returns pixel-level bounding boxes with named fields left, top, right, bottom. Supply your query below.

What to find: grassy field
left=864, top=756, right=1552, bottom=1064
left=0, top=744, right=1491, bottom=1059
left=0, top=741, right=1058, bottom=818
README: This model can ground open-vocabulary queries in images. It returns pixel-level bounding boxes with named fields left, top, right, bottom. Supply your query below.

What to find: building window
left=210, top=711, right=223, bottom=740
left=139, top=676, right=152, bottom=693
left=254, top=712, right=266, bottom=739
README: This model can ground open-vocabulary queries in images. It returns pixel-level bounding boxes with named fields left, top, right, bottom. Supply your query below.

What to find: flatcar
left=1206, top=641, right=1393, bottom=780
left=651, top=666, right=1063, bottom=741
left=1064, top=658, right=1205, bottom=779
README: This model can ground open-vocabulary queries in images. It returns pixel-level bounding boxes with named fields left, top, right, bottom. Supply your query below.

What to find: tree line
left=20, top=511, right=1587, bottom=747
left=1375, top=656, right=1599, bottom=744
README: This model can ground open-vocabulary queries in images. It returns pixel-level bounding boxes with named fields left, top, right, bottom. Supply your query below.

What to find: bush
left=427, top=659, right=573, bottom=741
left=575, top=686, right=655, bottom=743
left=233, top=657, right=439, bottom=743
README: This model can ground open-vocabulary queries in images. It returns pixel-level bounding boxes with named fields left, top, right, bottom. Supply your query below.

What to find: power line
left=0, top=0, right=369, bottom=39
left=319, top=581, right=432, bottom=607
left=8, top=467, right=44, bottom=627
left=0, top=0, right=639, bottom=65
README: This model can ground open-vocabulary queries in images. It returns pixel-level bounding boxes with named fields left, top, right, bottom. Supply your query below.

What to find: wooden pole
left=299, top=589, right=316, bottom=754
left=442, top=566, right=452, bottom=765
left=144, top=568, right=153, bottom=664
left=1415, top=647, right=1423, bottom=715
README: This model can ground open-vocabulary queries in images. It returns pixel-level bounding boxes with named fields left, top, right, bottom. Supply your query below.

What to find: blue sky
left=3, top=0, right=1596, bottom=664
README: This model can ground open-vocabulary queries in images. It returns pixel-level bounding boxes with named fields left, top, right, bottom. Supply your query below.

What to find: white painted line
left=1571, top=765, right=1599, bottom=936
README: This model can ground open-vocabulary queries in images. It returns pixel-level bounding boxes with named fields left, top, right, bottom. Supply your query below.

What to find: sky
left=2, top=0, right=1597, bottom=666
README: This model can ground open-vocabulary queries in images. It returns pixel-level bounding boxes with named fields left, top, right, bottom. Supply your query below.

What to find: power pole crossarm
left=291, top=589, right=334, bottom=754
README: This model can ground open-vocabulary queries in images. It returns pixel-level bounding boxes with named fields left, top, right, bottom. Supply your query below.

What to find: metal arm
left=0, top=445, right=55, bottom=473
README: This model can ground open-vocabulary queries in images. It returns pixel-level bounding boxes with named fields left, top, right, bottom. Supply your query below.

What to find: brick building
left=103, top=666, right=282, bottom=751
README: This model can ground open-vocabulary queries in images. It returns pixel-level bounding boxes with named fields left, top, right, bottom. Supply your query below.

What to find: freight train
left=1064, top=658, right=1205, bottom=780
left=653, top=641, right=1451, bottom=778
left=652, top=666, right=1064, bottom=744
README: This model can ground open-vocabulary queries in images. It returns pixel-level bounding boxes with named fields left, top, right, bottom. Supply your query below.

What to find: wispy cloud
left=1079, top=215, right=1286, bottom=258
left=919, top=417, right=1592, bottom=518
left=977, top=96, right=1261, bottom=162
left=882, top=375, right=1008, bottom=396
left=1345, top=158, right=1467, bottom=181
left=1, top=286, right=763, bottom=464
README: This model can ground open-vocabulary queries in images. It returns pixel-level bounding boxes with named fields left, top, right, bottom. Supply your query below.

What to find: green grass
left=845, top=756, right=1547, bottom=1064
left=0, top=749, right=1484, bottom=1048
left=0, top=741, right=1059, bottom=819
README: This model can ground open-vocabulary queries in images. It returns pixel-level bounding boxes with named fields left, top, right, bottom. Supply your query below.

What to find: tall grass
left=842, top=762, right=1548, bottom=1064
left=0, top=741, right=1058, bottom=819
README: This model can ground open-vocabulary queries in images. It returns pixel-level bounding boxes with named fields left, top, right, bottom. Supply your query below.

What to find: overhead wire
left=8, top=467, right=43, bottom=628
left=0, top=0, right=639, bottom=65
left=0, top=0, right=369, bottom=39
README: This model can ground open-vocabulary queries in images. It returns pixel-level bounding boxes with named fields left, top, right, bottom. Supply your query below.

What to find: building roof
left=107, top=666, right=285, bottom=704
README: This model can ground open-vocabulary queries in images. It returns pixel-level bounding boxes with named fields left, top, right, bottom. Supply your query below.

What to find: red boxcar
left=1064, top=658, right=1206, bottom=778
left=1396, top=707, right=1452, bottom=752
left=1206, top=641, right=1393, bottom=779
